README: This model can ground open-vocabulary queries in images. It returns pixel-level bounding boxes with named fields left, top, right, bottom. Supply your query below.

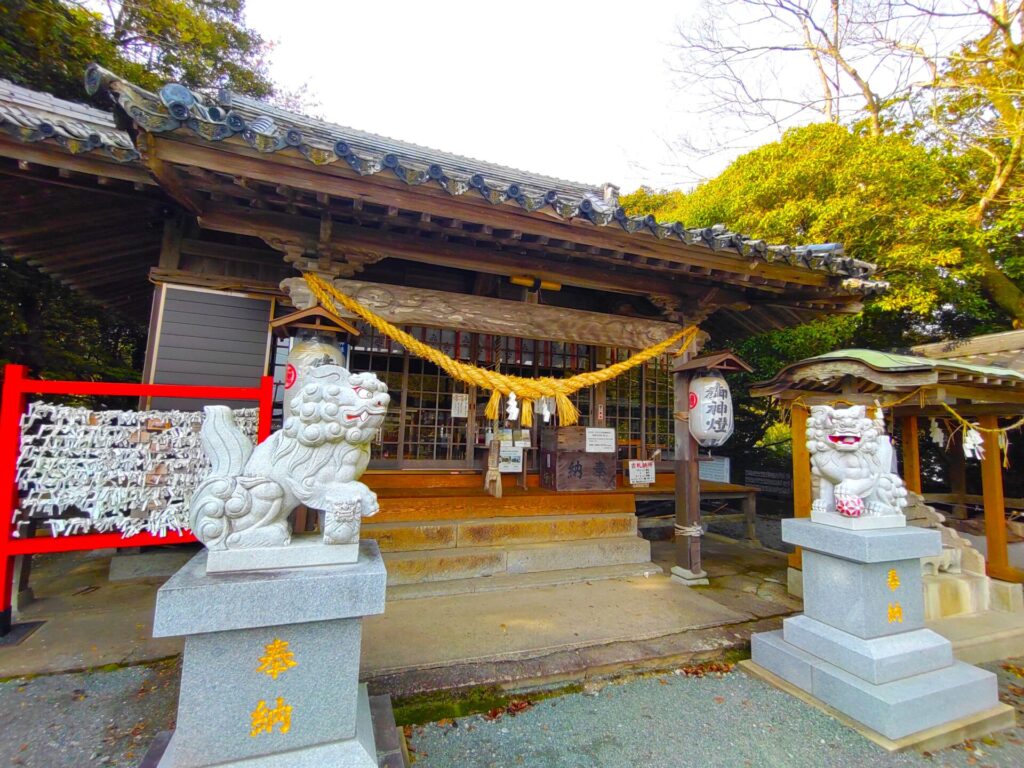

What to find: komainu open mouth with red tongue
left=828, top=434, right=861, bottom=446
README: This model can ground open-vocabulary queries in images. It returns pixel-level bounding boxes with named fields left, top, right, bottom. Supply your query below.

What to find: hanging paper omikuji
left=689, top=371, right=734, bottom=447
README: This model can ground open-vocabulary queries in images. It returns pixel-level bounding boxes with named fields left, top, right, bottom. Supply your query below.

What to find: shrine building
left=0, top=69, right=886, bottom=589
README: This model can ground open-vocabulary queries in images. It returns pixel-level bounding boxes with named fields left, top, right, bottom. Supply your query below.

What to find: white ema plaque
left=498, top=443, right=524, bottom=473
left=628, top=459, right=656, bottom=486
left=585, top=427, right=617, bottom=453
left=451, top=393, right=469, bottom=419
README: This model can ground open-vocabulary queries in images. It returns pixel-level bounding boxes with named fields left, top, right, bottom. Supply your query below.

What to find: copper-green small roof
left=752, top=347, right=1024, bottom=400
left=808, top=349, right=1024, bottom=381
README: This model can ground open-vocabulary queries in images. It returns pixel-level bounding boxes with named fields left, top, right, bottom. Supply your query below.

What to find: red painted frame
left=0, top=364, right=275, bottom=634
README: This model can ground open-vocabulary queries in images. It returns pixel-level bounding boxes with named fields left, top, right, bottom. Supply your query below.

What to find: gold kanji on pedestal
left=256, top=638, right=298, bottom=680
left=250, top=697, right=293, bottom=737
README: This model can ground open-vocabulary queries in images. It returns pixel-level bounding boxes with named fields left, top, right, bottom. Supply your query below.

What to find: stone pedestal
left=670, top=565, right=709, bottom=586
left=148, top=541, right=387, bottom=767
left=751, top=519, right=1011, bottom=743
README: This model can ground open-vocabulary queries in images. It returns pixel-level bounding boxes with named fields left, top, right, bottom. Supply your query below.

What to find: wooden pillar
left=948, top=431, right=968, bottom=519
left=672, top=368, right=705, bottom=584
left=978, top=414, right=1023, bottom=582
left=788, top=403, right=811, bottom=570
left=901, top=415, right=922, bottom=495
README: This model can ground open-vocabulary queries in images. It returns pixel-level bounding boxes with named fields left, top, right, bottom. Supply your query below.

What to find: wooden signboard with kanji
left=539, top=427, right=617, bottom=491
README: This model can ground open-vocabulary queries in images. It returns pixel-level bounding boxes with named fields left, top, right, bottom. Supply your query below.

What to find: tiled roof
left=86, top=65, right=884, bottom=287
left=0, top=79, right=139, bottom=162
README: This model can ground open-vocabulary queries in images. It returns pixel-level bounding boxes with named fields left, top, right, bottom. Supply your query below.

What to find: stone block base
left=783, top=615, right=952, bottom=685
left=991, top=579, right=1024, bottom=613
left=740, top=660, right=1016, bottom=753
left=150, top=685, right=379, bottom=767
left=149, top=543, right=387, bottom=767
left=670, top=566, right=709, bottom=586
left=752, top=630, right=1001, bottom=740
left=206, top=537, right=359, bottom=574
left=810, top=511, right=907, bottom=530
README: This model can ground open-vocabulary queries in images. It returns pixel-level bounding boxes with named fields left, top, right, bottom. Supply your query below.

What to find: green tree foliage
left=673, top=0, right=1024, bottom=326
left=621, top=123, right=1013, bottom=471
left=0, top=0, right=276, bottom=391
left=0, top=0, right=274, bottom=102
left=920, top=3, right=1024, bottom=321
left=623, top=123, right=1002, bottom=325
left=0, top=254, right=145, bottom=397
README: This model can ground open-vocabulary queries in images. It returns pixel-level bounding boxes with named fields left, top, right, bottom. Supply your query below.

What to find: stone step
left=381, top=536, right=652, bottom=586
left=373, top=490, right=635, bottom=523
left=923, top=572, right=991, bottom=620
left=365, top=470, right=537, bottom=491
left=362, top=513, right=638, bottom=553
left=385, top=562, right=664, bottom=601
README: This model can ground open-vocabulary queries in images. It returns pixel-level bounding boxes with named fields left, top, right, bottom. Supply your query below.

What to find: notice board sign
left=585, top=427, right=616, bottom=454
left=698, top=456, right=731, bottom=483
left=451, top=393, right=469, bottom=418
left=628, top=460, right=656, bottom=487
left=498, top=443, right=524, bottom=473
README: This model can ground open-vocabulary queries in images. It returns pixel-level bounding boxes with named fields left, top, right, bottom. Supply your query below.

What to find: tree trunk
left=975, top=246, right=1024, bottom=326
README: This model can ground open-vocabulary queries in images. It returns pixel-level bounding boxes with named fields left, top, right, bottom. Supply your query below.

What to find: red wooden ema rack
left=0, top=363, right=275, bottom=636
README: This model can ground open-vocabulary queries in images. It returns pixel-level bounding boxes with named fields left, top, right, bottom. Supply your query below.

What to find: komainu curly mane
left=189, top=365, right=390, bottom=550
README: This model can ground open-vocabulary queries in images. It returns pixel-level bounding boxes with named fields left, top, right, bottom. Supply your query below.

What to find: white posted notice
left=451, top=392, right=469, bottom=418
left=628, top=460, right=656, bottom=486
left=498, top=443, right=524, bottom=473
left=585, top=427, right=616, bottom=453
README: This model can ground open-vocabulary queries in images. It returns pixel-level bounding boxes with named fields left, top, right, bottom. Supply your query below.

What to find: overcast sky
left=244, top=0, right=730, bottom=194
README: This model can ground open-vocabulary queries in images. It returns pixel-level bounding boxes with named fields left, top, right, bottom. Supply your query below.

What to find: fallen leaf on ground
left=507, top=700, right=532, bottom=716
left=1001, top=663, right=1024, bottom=678
left=677, top=662, right=735, bottom=677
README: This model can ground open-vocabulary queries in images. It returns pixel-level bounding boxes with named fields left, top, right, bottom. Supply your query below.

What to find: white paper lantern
left=688, top=371, right=734, bottom=447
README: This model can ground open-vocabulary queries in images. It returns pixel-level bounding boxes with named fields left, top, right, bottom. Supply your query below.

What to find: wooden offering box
left=540, top=426, right=617, bottom=491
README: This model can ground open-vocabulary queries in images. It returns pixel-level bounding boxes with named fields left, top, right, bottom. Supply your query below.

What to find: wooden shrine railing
left=0, top=363, right=275, bottom=635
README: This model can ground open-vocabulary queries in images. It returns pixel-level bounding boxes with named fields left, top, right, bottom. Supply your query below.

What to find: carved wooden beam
left=281, top=276, right=690, bottom=350
left=139, top=134, right=204, bottom=215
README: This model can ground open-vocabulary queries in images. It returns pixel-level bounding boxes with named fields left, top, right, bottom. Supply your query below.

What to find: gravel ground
left=407, top=658, right=1024, bottom=768
left=1, top=655, right=1022, bottom=767
left=0, top=659, right=180, bottom=767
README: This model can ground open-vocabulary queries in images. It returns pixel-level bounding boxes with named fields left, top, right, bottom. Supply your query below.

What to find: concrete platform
left=929, top=609, right=1024, bottom=664
left=740, top=659, right=1016, bottom=752
left=361, top=572, right=748, bottom=677
left=0, top=540, right=798, bottom=694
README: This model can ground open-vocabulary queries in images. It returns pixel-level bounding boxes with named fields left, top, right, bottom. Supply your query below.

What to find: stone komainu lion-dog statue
left=806, top=404, right=908, bottom=519
left=189, top=365, right=390, bottom=550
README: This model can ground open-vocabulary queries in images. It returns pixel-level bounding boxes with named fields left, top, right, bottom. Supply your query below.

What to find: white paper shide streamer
left=15, top=403, right=258, bottom=538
